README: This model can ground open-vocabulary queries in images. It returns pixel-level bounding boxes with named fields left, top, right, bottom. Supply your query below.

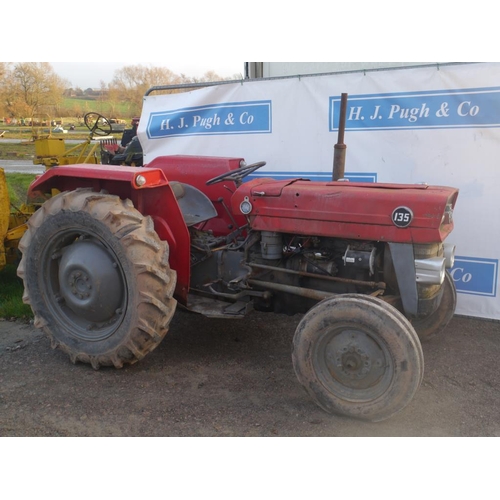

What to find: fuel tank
left=231, top=178, right=459, bottom=244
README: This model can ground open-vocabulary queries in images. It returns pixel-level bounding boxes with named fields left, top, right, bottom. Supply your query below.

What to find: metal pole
left=333, top=93, right=348, bottom=181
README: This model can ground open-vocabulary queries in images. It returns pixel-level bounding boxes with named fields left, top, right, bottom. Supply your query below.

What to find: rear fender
left=147, top=155, right=247, bottom=236
left=27, top=164, right=191, bottom=304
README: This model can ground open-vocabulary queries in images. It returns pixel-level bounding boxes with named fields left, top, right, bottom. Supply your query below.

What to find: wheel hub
left=338, top=345, right=372, bottom=379
left=325, top=328, right=387, bottom=389
left=58, top=240, right=123, bottom=323
left=68, top=270, right=92, bottom=299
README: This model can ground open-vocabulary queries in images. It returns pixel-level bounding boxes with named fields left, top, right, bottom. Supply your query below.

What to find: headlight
left=135, top=174, right=147, bottom=187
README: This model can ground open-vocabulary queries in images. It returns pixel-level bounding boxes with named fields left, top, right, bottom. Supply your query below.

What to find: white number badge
left=392, top=206, right=413, bottom=228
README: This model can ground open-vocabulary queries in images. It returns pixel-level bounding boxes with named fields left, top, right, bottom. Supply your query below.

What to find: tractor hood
left=231, top=178, right=459, bottom=244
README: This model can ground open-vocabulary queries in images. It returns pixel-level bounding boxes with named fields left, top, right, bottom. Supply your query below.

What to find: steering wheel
left=84, top=112, right=112, bottom=136
left=206, top=161, right=267, bottom=186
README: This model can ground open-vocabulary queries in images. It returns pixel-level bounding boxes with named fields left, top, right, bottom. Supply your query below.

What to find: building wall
left=246, top=62, right=440, bottom=79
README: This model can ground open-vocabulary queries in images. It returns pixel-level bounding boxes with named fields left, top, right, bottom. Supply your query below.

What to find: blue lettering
left=450, top=257, right=498, bottom=297
left=330, top=88, right=500, bottom=131
left=147, top=101, right=272, bottom=139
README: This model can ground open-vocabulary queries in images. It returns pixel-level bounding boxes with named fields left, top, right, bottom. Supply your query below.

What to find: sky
left=3, top=2, right=489, bottom=71
left=49, top=61, right=245, bottom=89
left=4, top=6, right=483, bottom=92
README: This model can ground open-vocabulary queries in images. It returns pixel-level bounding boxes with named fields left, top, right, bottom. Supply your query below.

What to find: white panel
left=139, top=62, right=500, bottom=320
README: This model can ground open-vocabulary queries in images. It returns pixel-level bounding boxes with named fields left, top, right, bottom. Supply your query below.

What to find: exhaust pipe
left=333, top=93, right=348, bottom=181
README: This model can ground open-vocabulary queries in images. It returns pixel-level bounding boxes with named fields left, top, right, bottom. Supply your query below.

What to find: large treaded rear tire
left=17, top=189, right=177, bottom=369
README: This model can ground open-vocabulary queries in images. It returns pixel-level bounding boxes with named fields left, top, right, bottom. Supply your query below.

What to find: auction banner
left=139, top=62, right=500, bottom=320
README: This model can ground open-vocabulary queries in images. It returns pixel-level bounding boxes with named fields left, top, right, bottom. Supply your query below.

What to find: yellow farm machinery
left=0, top=168, right=33, bottom=272
left=1, top=113, right=119, bottom=271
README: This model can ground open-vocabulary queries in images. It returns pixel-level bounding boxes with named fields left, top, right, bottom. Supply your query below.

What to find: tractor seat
left=100, top=138, right=120, bottom=154
left=169, top=181, right=217, bottom=226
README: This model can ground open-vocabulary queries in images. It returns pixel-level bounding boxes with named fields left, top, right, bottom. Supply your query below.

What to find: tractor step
left=185, top=293, right=252, bottom=318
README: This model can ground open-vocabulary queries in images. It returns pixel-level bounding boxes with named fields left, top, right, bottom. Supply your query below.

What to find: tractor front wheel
left=412, top=271, right=457, bottom=341
left=292, top=295, right=423, bottom=421
left=17, top=189, right=177, bottom=369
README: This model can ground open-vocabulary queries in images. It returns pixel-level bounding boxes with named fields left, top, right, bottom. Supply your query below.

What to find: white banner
left=138, top=62, right=500, bottom=320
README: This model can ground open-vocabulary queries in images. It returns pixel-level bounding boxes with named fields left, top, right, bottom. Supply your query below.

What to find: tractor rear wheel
left=412, top=271, right=457, bottom=341
left=292, top=295, right=423, bottom=421
left=17, top=189, right=177, bottom=369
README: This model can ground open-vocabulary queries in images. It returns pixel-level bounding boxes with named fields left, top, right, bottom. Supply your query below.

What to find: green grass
left=1, top=174, right=36, bottom=320
left=6, top=173, right=36, bottom=206
left=61, top=97, right=135, bottom=117
left=0, top=141, right=36, bottom=160
left=0, top=264, right=33, bottom=320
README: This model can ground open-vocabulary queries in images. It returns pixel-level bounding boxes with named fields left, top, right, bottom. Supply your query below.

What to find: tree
left=0, top=62, right=12, bottom=117
left=108, top=65, right=178, bottom=115
left=200, top=70, right=225, bottom=82
left=1, top=62, right=68, bottom=120
left=108, top=64, right=242, bottom=115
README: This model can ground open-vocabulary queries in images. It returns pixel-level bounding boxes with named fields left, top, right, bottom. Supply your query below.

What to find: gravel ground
left=0, top=309, right=499, bottom=437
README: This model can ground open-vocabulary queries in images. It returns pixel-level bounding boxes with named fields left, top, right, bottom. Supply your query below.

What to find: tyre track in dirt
left=0, top=312, right=499, bottom=437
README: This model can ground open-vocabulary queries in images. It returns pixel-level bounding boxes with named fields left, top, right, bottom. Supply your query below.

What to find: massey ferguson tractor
left=16, top=98, right=459, bottom=422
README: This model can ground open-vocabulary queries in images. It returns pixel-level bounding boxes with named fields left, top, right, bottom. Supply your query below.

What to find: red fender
left=27, top=164, right=191, bottom=303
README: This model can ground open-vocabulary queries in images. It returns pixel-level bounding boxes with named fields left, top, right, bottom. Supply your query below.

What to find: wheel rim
left=40, top=229, right=127, bottom=341
left=314, top=323, right=394, bottom=402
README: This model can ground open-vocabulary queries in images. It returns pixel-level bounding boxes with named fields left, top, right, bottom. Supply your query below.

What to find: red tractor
left=17, top=112, right=458, bottom=422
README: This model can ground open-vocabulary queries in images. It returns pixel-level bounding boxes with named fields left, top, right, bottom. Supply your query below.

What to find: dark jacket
left=121, top=125, right=137, bottom=147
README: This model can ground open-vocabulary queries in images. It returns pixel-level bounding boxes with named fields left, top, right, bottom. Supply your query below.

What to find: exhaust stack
left=333, top=93, right=348, bottom=181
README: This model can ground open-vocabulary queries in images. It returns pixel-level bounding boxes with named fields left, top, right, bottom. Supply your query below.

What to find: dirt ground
left=0, top=309, right=499, bottom=437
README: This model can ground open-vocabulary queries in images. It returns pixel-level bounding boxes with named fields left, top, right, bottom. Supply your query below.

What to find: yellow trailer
left=0, top=168, right=32, bottom=272
left=0, top=168, right=9, bottom=271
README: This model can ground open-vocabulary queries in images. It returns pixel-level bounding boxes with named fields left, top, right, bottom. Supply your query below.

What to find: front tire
left=292, top=295, right=423, bottom=422
left=412, top=271, right=457, bottom=341
left=17, top=189, right=177, bottom=369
